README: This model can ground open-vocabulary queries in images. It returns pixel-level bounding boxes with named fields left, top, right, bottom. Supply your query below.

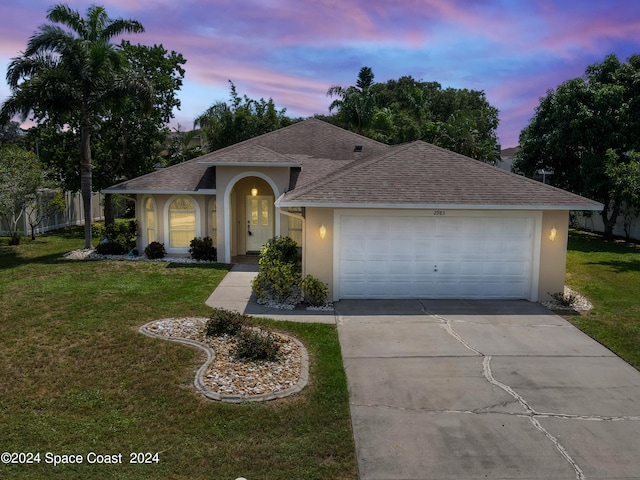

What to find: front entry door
left=246, top=195, right=273, bottom=252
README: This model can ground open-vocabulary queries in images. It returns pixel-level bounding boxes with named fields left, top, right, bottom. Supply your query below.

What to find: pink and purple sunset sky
left=2, top=0, right=640, bottom=148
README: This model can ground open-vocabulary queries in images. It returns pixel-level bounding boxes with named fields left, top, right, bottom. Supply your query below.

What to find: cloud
left=3, top=0, right=640, bottom=149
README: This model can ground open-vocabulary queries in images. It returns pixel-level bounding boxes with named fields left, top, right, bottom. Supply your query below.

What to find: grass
left=0, top=228, right=357, bottom=480
left=564, top=229, right=640, bottom=370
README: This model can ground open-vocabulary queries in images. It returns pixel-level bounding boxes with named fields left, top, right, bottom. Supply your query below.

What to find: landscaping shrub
left=549, top=290, right=578, bottom=308
left=189, top=236, right=217, bottom=261
left=234, top=327, right=280, bottom=362
left=144, top=241, right=166, bottom=259
left=301, top=274, right=329, bottom=307
left=94, top=220, right=137, bottom=255
left=252, top=261, right=302, bottom=305
left=205, top=308, right=248, bottom=337
left=259, top=236, right=300, bottom=270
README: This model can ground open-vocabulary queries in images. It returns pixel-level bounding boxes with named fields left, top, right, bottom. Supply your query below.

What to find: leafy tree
left=326, top=69, right=500, bottom=163
left=0, top=146, right=44, bottom=244
left=24, top=187, right=66, bottom=240
left=606, top=149, right=640, bottom=239
left=0, top=121, right=27, bottom=147
left=94, top=41, right=186, bottom=223
left=515, top=53, right=640, bottom=237
left=195, top=82, right=295, bottom=152
left=164, top=124, right=203, bottom=166
left=0, top=4, right=151, bottom=248
left=23, top=123, right=79, bottom=193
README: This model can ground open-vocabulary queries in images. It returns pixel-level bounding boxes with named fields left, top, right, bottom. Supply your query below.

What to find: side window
left=144, top=197, right=156, bottom=244
left=209, top=197, right=217, bottom=244
left=169, top=196, right=196, bottom=247
left=288, top=207, right=303, bottom=245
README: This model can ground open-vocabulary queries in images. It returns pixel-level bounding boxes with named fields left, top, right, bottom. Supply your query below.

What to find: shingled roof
left=106, top=118, right=602, bottom=211
left=106, top=118, right=383, bottom=193
left=277, top=140, right=603, bottom=210
left=106, top=157, right=213, bottom=193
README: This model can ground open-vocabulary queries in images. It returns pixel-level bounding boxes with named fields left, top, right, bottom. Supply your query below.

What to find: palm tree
left=327, top=66, right=376, bottom=134
left=1, top=4, right=149, bottom=248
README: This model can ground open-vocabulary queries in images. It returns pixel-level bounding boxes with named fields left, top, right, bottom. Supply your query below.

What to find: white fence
left=0, top=191, right=104, bottom=237
left=573, top=209, right=640, bottom=241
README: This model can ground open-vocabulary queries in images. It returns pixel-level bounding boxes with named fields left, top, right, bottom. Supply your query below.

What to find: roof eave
left=275, top=200, right=604, bottom=211
left=197, top=161, right=301, bottom=167
left=104, top=188, right=216, bottom=195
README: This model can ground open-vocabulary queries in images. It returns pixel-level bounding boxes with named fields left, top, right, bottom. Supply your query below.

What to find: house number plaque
left=433, top=210, right=446, bottom=216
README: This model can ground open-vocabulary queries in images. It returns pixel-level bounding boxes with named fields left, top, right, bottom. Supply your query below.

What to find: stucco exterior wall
left=135, top=166, right=292, bottom=259
left=137, top=193, right=212, bottom=254
left=538, top=210, right=570, bottom=302
left=300, top=208, right=570, bottom=303
left=303, top=207, right=335, bottom=290
left=214, top=166, right=291, bottom=263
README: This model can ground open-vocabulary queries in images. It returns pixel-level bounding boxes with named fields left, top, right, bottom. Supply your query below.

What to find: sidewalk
left=205, top=264, right=336, bottom=324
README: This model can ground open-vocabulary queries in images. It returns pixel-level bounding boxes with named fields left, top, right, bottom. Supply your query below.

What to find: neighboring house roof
left=105, top=118, right=603, bottom=211
left=500, top=146, right=520, bottom=157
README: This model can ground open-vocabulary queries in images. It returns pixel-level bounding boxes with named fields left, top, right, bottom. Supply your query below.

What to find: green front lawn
left=565, top=230, right=640, bottom=370
left=0, top=229, right=357, bottom=480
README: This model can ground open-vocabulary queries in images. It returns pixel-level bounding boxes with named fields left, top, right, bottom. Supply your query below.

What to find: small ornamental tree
left=0, top=146, right=44, bottom=244
left=24, top=188, right=65, bottom=240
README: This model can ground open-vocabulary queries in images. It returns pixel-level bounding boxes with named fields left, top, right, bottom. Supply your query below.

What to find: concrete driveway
left=335, top=299, right=640, bottom=480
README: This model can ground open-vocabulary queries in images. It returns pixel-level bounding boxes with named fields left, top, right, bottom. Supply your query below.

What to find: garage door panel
left=339, top=215, right=534, bottom=300
left=341, top=258, right=366, bottom=274
left=389, top=261, right=413, bottom=274
left=459, top=261, right=484, bottom=275
left=504, top=261, right=529, bottom=275
left=365, top=260, right=388, bottom=275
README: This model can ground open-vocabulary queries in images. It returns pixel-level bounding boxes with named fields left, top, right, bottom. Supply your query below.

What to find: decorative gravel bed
left=140, top=317, right=308, bottom=403
left=63, top=248, right=213, bottom=264
left=542, top=286, right=593, bottom=312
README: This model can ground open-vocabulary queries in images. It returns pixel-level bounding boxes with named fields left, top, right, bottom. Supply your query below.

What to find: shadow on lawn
left=0, top=244, right=69, bottom=269
left=569, top=230, right=640, bottom=255
left=586, top=259, right=640, bottom=274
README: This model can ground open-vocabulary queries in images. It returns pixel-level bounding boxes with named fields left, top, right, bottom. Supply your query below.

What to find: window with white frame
left=144, top=197, right=156, bottom=244
left=208, top=197, right=217, bottom=244
left=169, top=196, right=196, bottom=247
left=288, top=207, right=303, bottom=245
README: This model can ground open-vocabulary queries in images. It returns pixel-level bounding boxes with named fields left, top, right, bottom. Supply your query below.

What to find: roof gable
left=249, top=117, right=388, bottom=161
left=105, top=118, right=389, bottom=194
left=197, top=144, right=300, bottom=167
left=279, top=140, right=603, bottom=210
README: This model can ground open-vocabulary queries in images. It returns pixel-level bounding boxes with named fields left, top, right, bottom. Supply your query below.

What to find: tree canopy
left=93, top=41, right=186, bottom=190
left=515, top=53, right=640, bottom=237
left=325, top=68, right=500, bottom=163
left=195, top=82, right=296, bottom=152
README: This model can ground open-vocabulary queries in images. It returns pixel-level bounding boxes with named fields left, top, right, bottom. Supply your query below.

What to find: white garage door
left=338, top=215, right=535, bottom=300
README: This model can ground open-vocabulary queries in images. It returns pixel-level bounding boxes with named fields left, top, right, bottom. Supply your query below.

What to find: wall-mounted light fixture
left=549, top=226, right=557, bottom=241
left=251, top=187, right=258, bottom=197
left=319, top=224, right=327, bottom=239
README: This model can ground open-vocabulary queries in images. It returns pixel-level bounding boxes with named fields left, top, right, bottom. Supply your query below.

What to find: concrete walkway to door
left=336, top=299, right=640, bottom=480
